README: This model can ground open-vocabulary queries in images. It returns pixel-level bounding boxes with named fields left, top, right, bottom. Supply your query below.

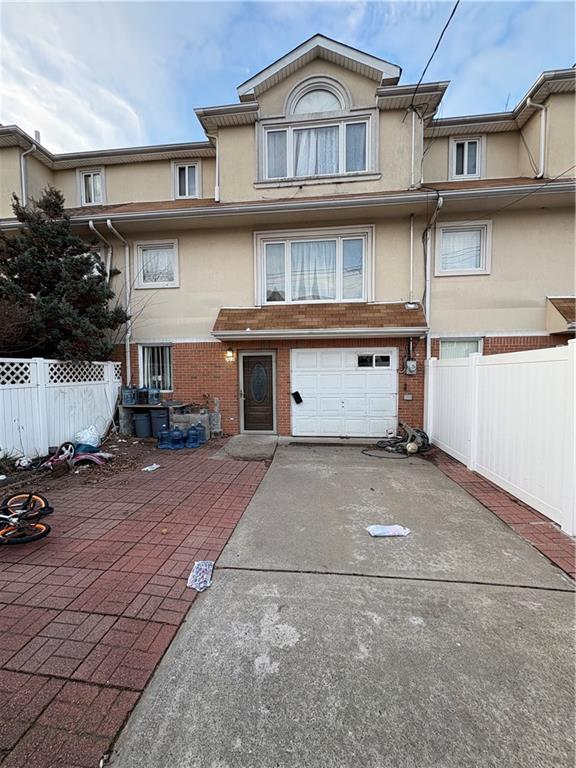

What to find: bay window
left=264, top=120, right=368, bottom=180
left=258, top=228, right=370, bottom=304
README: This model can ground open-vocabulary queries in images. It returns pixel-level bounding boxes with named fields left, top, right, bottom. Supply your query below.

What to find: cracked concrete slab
left=218, top=445, right=572, bottom=588
left=111, top=570, right=575, bottom=768
left=211, top=434, right=278, bottom=462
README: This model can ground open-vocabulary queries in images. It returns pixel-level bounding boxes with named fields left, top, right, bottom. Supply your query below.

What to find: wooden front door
left=241, top=354, right=274, bottom=432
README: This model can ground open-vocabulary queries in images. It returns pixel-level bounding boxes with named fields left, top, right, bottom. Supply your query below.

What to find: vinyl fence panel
left=0, top=358, right=121, bottom=459
left=426, top=341, right=575, bottom=535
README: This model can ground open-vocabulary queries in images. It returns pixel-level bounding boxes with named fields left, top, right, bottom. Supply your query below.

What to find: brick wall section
left=430, top=334, right=571, bottom=358
left=118, top=337, right=426, bottom=436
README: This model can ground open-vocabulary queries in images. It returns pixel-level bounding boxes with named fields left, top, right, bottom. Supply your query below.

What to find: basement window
left=140, top=345, right=173, bottom=391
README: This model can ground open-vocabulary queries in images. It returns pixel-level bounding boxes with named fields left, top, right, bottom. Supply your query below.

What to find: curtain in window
left=440, top=229, right=482, bottom=271
left=141, top=245, right=175, bottom=283
left=291, top=240, right=336, bottom=300
left=293, top=89, right=341, bottom=114
left=265, top=243, right=285, bottom=301
left=342, top=239, right=363, bottom=299
left=345, top=124, right=366, bottom=172
left=439, top=340, right=480, bottom=359
left=294, top=126, right=338, bottom=176
left=267, top=131, right=287, bottom=178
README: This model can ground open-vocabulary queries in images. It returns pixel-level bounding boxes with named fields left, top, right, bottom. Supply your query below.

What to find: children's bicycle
left=0, top=493, right=53, bottom=544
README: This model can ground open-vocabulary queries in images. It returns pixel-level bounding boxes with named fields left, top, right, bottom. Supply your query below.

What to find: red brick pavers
left=427, top=448, right=575, bottom=580
left=0, top=444, right=268, bottom=766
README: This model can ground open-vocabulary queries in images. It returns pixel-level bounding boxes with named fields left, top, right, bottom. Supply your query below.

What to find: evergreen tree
left=0, top=187, right=128, bottom=360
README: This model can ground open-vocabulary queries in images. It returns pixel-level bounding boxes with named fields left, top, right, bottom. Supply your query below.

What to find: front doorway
left=239, top=352, right=276, bottom=433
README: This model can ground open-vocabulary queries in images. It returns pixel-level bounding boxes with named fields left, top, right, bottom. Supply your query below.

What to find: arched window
left=292, top=89, right=342, bottom=114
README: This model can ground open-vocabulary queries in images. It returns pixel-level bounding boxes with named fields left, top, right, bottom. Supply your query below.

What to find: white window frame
left=255, top=225, right=374, bottom=305
left=439, top=338, right=484, bottom=359
left=78, top=168, right=105, bottom=206
left=138, top=344, right=174, bottom=392
left=172, top=160, right=201, bottom=199
left=435, top=221, right=492, bottom=277
left=449, top=136, right=484, bottom=180
left=134, top=239, right=179, bottom=289
left=258, top=111, right=377, bottom=184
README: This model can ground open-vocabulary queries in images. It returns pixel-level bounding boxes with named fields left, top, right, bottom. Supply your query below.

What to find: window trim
left=258, top=109, right=378, bottom=184
left=434, top=220, right=492, bottom=277
left=134, top=239, right=180, bottom=289
left=171, top=160, right=201, bottom=200
left=77, top=167, right=105, bottom=206
left=449, top=136, right=484, bottom=180
left=138, top=344, right=174, bottom=392
left=438, top=338, right=484, bottom=359
left=254, top=225, right=374, bottom=305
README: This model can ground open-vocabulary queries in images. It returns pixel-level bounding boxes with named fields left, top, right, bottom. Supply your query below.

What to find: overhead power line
left=410, top=0, right=461, bottom=110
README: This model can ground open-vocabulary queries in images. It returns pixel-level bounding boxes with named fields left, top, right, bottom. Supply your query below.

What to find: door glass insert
left=374, top=355, right=391, bottom=367
left=250, top=363, right=268, bottom=403
left=357, top=354, right=373, bottom=367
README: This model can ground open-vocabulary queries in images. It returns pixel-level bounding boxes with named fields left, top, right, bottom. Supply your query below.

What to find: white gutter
left=88, top=220, right=113, bottom=280
left=19, top=144, right=36, bottom=205
left=213, top=326, right=428, bottom=341
left=526, top=98, right=547, bottom=178
left=424, top=196, right=444, bottom=360
left=106, top=220, right=132, bottom=385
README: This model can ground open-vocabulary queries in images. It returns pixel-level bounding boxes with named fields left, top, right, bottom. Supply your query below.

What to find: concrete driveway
left=111, top=445, right=575, bottom=768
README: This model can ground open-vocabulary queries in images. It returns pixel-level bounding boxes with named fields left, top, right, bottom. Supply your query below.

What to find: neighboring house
left=0, top=35, right=574, bottom=437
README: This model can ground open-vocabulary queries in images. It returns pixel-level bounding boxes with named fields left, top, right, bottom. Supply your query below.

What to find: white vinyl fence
left=426, top=340, right=575, bottom=535
left=0, top=358, right=122, bottom=459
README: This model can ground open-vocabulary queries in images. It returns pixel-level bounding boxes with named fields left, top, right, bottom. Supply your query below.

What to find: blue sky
left=1, top=1, right=574, bottom=153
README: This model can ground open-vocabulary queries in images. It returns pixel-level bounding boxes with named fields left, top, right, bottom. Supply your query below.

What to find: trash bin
left=133, top=412, right=152, bottom=438
left=150, top=409, right=169, bottom=438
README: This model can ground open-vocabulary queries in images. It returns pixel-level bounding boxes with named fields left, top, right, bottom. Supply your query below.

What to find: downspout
left=409, top=213, right=415, bottom=303
left=206, top=133, right=220, bottom=202
left=409, top=108, right=417, bottom=189
left=19, top=144, right=36, bottom=206
left=88, top=220, right=112, bottom=280
left=424, top=196, right=444, bottom=360
left=106, top=220, right=132, bottom=385
left=526, top=98, right=547, bottom=178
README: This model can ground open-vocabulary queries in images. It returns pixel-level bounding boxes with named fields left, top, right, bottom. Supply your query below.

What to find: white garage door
left=291, top=348, right=398, bottom=437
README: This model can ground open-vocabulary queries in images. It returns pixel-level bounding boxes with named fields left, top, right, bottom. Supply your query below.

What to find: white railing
left=0, top=358, right=122, bottom=459
left=426, top=340, right=575, bottom=535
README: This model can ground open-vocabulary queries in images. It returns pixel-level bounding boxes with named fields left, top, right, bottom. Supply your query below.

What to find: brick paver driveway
left=0, top=445, right=267, bottom=767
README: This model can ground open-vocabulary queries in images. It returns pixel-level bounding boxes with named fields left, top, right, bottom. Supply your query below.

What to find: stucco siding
left=0, top=147, right=22, bottom=217
left=430, top=207, right=574, bottom=333
left=545, top=93, right=575, bottom=179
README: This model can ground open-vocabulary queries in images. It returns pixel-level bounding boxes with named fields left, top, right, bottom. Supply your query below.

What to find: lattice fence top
left=113, top=362, right=122, bottom=381
left=48, top=361, right=105, bottom=385
left=0, top=360, right=32, bottom=386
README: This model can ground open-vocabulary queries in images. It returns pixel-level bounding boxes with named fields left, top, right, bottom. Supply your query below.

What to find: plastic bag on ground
left=74, top=425, right=101, bottom=449
left=367, top=524, right=411, bottom=537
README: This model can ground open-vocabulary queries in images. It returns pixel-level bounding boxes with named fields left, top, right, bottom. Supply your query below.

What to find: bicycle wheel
left=0, top=493, right=53, bottom=520
left=0, top=521, right=51, bottom=544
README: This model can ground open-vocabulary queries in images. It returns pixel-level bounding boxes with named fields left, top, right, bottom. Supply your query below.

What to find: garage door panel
left=291, top=347, right=398, bottom=437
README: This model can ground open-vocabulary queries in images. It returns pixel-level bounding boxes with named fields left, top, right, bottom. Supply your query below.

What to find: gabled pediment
left=238, top=34, right=401, bottom=101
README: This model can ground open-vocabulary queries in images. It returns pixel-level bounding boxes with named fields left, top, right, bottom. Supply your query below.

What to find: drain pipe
left=424, top=196, right=444, bottom=360
left=88, top=220, right=112, bottom=280
left=408, top=108, right=417, bottom=189
left=106, top=220, right=132, bottom=385
left=526, top=98, right=547, bottom=178
left=409, top=213, right=415, bottom=303
left=207, top=133, right=220, bottom=202
left=19, top=144, right=36, bottom=206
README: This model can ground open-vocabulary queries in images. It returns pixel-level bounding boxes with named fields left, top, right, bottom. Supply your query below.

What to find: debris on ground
left=187, top=560, right=215, bottom=591
left=142, top=463, right=160, bottom=472
left=366, top=524, right=411, bottom=537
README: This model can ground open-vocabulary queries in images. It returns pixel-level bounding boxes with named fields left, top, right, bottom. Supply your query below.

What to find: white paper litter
left=141, top=463, right=160, bottom=472
left=366, top=524, right=411, bottom=537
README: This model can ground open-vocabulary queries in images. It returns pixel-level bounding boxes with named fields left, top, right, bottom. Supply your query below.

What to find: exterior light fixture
left=225, top=348, right=235, bottom=363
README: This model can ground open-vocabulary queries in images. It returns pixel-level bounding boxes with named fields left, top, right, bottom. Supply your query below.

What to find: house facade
left=1, top=35, right=574, bottom=437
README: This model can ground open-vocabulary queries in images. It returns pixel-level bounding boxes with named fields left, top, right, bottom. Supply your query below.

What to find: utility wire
left=410, top=0, right=461, bottom=110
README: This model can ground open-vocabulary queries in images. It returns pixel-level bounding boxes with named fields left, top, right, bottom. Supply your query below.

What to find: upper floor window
left=173, top=161, right=200, bottom=199
left=449, top=137, right=482, bottom=179
left=293, top=89, right=342, bottom=114
left=135, top=239, right=179, bottom=288
left=265, top=120, right=367, bottom=180
left=79, top=169, right=104, bottom=205
left=435, top=221, right=492, bottom=276
left=257, top=227, right=371, bottom=304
